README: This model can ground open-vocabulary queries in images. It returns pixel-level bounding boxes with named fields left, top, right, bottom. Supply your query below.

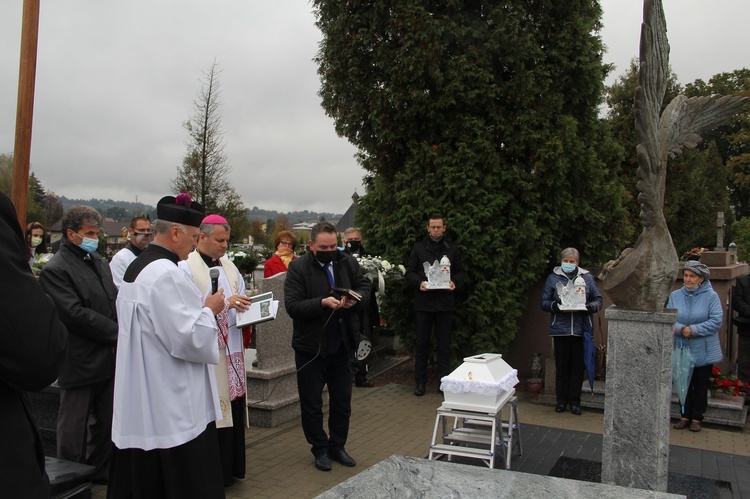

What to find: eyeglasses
left=134, top=230, right=152, bottom=236
left=279, top=241, right=294, bottom=247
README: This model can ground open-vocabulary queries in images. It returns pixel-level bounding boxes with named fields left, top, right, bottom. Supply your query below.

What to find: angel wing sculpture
left=599, top=0, right=746, bottom=311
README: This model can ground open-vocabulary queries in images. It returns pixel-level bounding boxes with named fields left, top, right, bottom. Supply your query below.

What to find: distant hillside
left=247, top=206, right=342, bottom=224
left=60, top=196, right=156, bottom=221
left=60, top=197, right=342, bottom=224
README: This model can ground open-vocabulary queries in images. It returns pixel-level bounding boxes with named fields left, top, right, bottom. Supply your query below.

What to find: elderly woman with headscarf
left=667, top=260, right=723, bottom=433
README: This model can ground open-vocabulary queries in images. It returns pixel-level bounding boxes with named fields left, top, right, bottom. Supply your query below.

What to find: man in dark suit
left=284, top=222, right=370, bottom=472
left=0, top=192, right=68, bottom=498
left=40, top=205, right=118, bottom=482
left=406, top=214, right=466, bottom=396
left=342, top=227, right=380, bottom=387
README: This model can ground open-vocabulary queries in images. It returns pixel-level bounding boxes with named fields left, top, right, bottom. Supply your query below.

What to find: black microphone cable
left=248, top=307, right=339, bottom=406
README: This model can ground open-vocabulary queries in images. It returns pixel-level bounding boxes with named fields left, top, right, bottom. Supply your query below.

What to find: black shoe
left=571, top=405, right=582, bottom=415
left=355, top=378, right=374, bottom=387
left=414, top=383, right=425, bottom=396
left=315, top=453, right=332, bottom=471
left=555, top=404, right=566, bottom=413
left=329, top=449, right=357, bottom=467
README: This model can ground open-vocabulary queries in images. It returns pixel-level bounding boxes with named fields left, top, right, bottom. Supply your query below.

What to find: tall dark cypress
left=314, top=0, right=629, bottom=356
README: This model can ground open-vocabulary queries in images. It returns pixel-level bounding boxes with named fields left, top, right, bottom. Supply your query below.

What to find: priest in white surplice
left=109, top=194, right=227, bottom=499
left=179, top=214, right=251, bottom=486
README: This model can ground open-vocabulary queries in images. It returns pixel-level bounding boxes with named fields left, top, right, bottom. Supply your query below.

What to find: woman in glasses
left=264, top=230, right=298, bottom=277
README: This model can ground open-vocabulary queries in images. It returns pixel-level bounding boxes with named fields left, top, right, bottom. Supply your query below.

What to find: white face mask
left=30, top=236, right=43, bottom=248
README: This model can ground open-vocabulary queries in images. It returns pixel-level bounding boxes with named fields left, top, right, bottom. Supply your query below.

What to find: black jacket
left=733, top=273, right=750, bottom=335
left=0, top=193, right=67, bottom=498
left=342, top=247, right=380, bottom=332
left=284, top=251, right=370, bottom=356
left=406, top=236, right=466, bottom=312
left=39, top=238, right=118, bottom=388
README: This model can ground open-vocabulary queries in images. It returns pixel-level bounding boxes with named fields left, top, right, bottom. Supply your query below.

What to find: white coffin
left=440, top=353, right=519, bottom=412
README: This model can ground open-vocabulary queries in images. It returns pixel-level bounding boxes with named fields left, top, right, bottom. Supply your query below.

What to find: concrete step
left=540, top=380, right=747, bottom=428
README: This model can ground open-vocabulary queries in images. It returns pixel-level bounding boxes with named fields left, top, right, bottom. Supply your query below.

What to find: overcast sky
left=1, top=1, right=747, bottom=214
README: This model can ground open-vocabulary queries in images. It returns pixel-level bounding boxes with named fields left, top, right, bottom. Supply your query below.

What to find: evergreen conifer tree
left=315, top=0, right=629, bottom=354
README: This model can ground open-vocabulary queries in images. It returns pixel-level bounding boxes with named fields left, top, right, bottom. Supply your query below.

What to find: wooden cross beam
left=11, top=0, right=41, bottom=229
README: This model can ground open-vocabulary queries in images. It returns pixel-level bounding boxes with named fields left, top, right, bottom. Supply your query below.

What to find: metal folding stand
left=428, top=393, right=522, bottom=470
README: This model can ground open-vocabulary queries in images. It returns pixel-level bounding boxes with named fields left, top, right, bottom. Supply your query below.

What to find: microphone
left=209, top=268, right=220, bottom=294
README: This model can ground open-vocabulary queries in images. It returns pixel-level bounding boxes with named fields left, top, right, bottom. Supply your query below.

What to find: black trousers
left=295, top=347, right=353, bottom=457
left=414, top=311, right=453, bottom=386
left=553, top=335, right=584, bottom=407
left=216, top=397, right=246, bottom=486
left=682, top=363, right=712, bottom=421
left=57, top=378, right=114, bottom=481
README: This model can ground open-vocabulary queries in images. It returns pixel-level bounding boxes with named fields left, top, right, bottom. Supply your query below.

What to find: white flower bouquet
left=355, top=255, right=405, bottom=295
left=32, top=252, right=54, bottom=276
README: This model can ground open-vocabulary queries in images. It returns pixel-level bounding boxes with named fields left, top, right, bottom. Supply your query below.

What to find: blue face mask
left=561, top=262, right=577, bottom=273
left=79, top=237, right=99, bottom=254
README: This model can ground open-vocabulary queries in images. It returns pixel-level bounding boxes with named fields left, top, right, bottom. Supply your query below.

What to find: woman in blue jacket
left=541, top=248, right=603, bottom=415
left=667, top=260, right=723, bottom=432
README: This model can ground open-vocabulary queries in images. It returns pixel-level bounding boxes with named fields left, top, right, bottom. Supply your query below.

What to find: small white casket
left=440, top=353, right=519, bottom=412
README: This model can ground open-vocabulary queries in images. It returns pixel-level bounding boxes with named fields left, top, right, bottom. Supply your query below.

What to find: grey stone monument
left=597, top=0, right=746, bottom=492
left=246, top=272, right=300, bottom=427
left=601, top=308, right=675, bottom=490
left=599, top=1, right=746, bottom=311
left=316, top=455, right=684, bottom=499
left=715, top=212, right=725, bottom=251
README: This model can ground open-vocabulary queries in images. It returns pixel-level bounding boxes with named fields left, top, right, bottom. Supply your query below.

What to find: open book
left=236, top=291, right=279, bottom=328
left=333, top=287, right=363, bottom=302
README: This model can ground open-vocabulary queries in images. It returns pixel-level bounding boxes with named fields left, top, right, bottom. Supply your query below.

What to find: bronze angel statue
left=599, top=0, right=746, bottom=311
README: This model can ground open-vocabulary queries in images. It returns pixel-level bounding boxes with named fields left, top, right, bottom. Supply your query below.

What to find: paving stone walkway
left=89, top=383, right=750, bottom=498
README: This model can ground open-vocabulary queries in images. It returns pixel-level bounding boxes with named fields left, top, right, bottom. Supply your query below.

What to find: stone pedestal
left=601, top=306, right=676, bottom=492
left=246, top=273, right=300, bottom=427
left=700, top=250, right=736, bottom=267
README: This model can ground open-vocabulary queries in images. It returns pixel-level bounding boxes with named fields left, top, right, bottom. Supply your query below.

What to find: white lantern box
left=440, top=353, right=519, bottom=412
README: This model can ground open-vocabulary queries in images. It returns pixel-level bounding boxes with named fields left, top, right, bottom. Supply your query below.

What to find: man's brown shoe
left=689, top=420, right=702, bottom=432
left=672, top=418, right=690, bottom=430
